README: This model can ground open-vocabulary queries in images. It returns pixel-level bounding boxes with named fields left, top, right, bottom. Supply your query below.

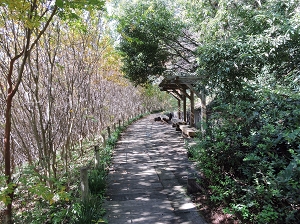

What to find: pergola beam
left=171, top=89, right=183, bottom=100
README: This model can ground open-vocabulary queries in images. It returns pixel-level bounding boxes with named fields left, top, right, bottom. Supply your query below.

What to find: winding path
left=104, top=113, right=207, bottom=224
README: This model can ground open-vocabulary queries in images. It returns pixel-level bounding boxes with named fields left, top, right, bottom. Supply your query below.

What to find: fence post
left=94, top=145, right=100, bottom=169
left=80, top=167, right=89, bottom=202
left=118, top=119, right=121, bottom=128
left=101, top=133, right=106, bottom=148
left=107, top=126, right=111, bottom=139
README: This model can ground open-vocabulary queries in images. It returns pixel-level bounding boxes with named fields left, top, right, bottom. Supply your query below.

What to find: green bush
left=191, top=86, right=300, bottom=223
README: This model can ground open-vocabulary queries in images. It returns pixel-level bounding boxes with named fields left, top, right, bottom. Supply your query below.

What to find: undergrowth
left=189, top=86, right=300, bottom=224
left=3, top=113, right=148, bottom=224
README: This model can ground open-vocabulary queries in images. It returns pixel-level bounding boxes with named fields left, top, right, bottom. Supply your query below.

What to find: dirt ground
left=190, top=192, right=240, bottom=224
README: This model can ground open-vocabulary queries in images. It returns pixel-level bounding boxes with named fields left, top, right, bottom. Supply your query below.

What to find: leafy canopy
left=115, top=0, right=183, bottom=86
left=189, top=0, right=300, bottom=95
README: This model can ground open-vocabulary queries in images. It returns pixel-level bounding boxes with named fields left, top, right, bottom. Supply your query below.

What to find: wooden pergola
left=159, top=75, right=206, bottom=131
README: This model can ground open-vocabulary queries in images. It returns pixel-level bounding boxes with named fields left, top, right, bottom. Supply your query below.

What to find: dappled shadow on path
left=104, top=113, right=206, bottom=224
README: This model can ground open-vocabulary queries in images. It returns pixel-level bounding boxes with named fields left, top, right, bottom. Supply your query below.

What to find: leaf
left=49, top=198, right=55, bottom=205
left=55, top=0, right=64, bottom=8
left=0, top=194, right=11, bottom=206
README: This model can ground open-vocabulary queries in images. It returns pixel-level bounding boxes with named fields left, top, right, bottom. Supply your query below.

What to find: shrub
left=191, top=86, right=300, bottom=223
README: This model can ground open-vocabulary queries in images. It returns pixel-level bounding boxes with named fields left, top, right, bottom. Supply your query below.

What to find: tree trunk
left=4, top=52, right=25, bottom=224
left=2, top=4, right=58, bottom=223
left=4, top=92, right=13, bottom=224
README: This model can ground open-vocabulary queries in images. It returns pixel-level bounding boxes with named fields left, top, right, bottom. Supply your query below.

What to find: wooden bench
left=179, top=125, right=197, bottom=137
left=170, top=119, right=198, bottom=137
left=171, top=119, right=186, bottom=131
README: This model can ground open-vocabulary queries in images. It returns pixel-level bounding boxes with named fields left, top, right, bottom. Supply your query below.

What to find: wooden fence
left=80, top=108, right=149, bottom=201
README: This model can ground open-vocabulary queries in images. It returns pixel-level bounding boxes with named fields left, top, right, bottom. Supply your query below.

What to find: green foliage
left=193, top=0, right=300, bottom=96
left=138, top=84, right=177, bottom=112
left=71, top=197, right=106, bottom=224
left=191, top=86, right=300, bottom=223
left=0, top=176, right=16, bottom=206
left=55, top=0, right=106, bottom=33
left=15, top=200, right=71, bottom=224
left=11, top=166, right=73, bottom=223
left=115, top=0, right=183, bottom=86
left=189, top=3, right=300, bottom=221
left=88, top=168, right=107, bottom=195
left=56, top=0, right=106, bottom=15
left=197, top=39, right=260, bottom=93
left=18, top=166, right=70, bottom=204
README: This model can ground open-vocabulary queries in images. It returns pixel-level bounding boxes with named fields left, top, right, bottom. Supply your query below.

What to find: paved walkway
left=104, top=113, right=207, bottom=224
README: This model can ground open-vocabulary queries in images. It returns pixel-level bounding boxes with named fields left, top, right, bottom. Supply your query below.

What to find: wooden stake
left=94, top=145, right=100, bottom=169
left=107, top=126, right=111, bottom=139
left=101, top=133, right=106, bottom=148
left=80, top=167, right=89, bottom=202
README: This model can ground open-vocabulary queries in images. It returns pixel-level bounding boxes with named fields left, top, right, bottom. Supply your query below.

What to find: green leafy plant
left=191, top=86, right=300, bottom=223
left=89, top=169, right=107, bottom=195
left=71, top=197, right=106, bottom=224
left=0, top=176, right=16, bottom=206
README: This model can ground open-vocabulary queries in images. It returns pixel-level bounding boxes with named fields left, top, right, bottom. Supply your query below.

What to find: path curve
left=104, top=113, right=207, bottom=224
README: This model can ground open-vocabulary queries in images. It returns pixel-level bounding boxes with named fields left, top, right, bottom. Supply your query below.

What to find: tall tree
left=114, top=0, right=197, bottom=86
left=183, top=0, right=300, bottom=95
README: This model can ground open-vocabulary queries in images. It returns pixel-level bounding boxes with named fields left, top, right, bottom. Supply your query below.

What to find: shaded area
left=104, top=114, right=206, bottom=224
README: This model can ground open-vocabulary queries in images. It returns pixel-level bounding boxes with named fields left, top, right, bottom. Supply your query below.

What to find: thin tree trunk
left=3, top=4, right=58, bottom=222
left=4, top=91, right=13, bottom=224
left=4, top=52, right=25, bottom=224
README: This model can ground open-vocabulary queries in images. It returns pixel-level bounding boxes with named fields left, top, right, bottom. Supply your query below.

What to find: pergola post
left=177, top=99, right=181, bottom=119
left=186, top=84, right=207, bottom=132
left=190, top=91, right=195, bottom=127
left=169, top=90, right=182, bottom=120
left=182, top=90, right=187, bottom=122
left=200, top=89, right=207, bottom=133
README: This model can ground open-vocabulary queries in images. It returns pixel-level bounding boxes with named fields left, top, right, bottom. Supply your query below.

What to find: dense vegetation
left=114, top=0, right=300, bottom=223
left=1, top=0, right=299, bottom=223
left=191, top=88, right=300, bottom=223
left=113, top=0, right=197, bottom=86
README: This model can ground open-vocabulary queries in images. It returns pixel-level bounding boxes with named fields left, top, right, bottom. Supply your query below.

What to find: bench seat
left=179, top=125, right=197, bottom=137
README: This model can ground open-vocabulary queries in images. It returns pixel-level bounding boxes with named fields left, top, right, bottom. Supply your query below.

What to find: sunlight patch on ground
left=179, top=202, right=196, bottom=210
